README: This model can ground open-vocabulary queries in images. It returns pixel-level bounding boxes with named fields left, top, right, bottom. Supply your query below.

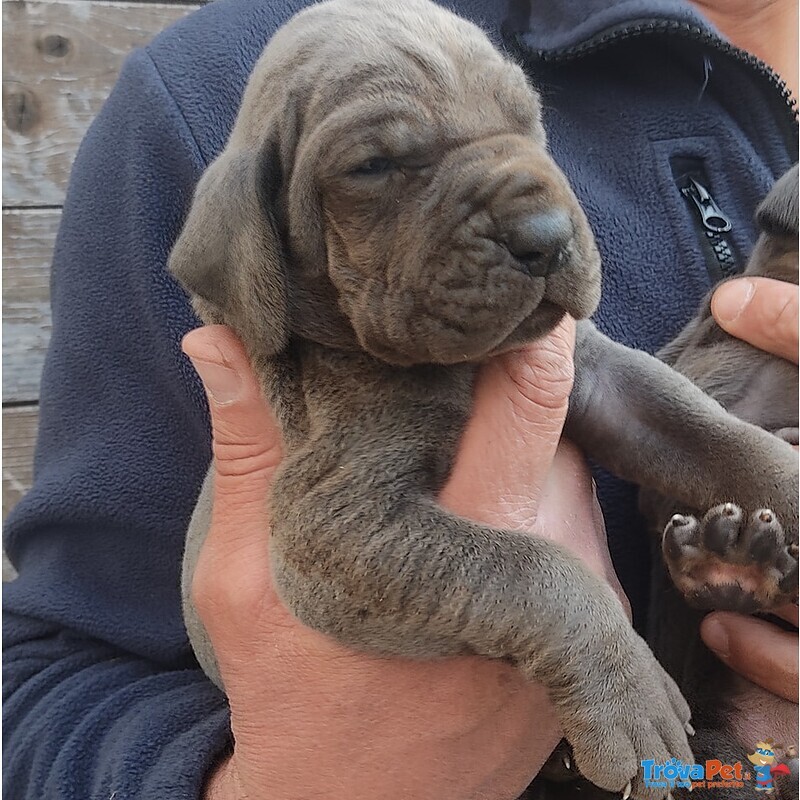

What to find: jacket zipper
left=676, top=169, right=738, bottom=280
left=504, top=19, right=798, bottom=156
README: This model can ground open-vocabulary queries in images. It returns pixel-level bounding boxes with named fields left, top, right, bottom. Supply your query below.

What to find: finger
left=701, top=612, right=799, bottom=702
left=441, top=317, right=576, bottom=521
left=182, top=325, right=283, bottom=548
left=183, top=326, right=291, bottom=642
left=712, top=278, right=799, bottom=363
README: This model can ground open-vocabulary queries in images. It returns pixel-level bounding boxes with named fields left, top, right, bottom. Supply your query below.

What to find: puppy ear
left=169, top=137, right=289, bottom=357
left=757, top=164, right=799, bottom=238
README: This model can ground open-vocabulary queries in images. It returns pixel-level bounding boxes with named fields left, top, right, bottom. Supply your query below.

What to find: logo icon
left=747, top=740, right=791, bottom=793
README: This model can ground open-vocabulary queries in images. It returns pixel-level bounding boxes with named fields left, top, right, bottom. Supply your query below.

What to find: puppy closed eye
left=349, top=156, right=399, bottom=177
left=346, top=154, right=434, bottom=180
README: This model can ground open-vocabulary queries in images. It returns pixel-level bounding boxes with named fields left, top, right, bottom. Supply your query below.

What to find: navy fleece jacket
left=4, top=0, right=797, bottom=796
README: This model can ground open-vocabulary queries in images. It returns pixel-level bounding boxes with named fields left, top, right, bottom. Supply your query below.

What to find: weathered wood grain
left=3, top=405, right=39, bottom=579
left=3, top=552, right=17, bottom=582
left=3, top=0, right=200, bottom=207
left=3, top=405, right=39, bottom=521
left=3, top=208, right=59, bottom=403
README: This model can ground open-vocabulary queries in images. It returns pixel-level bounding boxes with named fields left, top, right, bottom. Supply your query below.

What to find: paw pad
left=663, top=503, right=798, bottom=611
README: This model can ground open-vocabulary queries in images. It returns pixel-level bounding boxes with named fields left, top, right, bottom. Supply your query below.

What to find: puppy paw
left=556, top=632, right=694, bottom=800
left=663, top=503, right=798, bottom=611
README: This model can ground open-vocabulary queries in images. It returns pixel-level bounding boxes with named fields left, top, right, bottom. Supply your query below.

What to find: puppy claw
left=685, top=721, right=695, bottom=736
left=622, top=781, right=632, bottom=800
left=670, top=514, right=689, bottom=527
left=722, top=503, right=737, bottom=516
left=563, top=755, right=571, bottom=770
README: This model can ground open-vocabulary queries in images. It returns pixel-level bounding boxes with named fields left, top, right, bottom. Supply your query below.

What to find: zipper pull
left=681, top=177, right=732, bottom=233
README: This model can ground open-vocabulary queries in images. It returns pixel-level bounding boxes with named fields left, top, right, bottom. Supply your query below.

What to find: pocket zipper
left=671, top=159, right=740, bottom=281
left=682, top=177, right=731, bottom=234
left=681, top=177, right=738, bottom=280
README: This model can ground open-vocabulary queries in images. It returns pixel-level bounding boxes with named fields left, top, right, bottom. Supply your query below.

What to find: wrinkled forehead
left=241, top=0, right=541, bottom=150
left=321, top=45, right=537, bottom=131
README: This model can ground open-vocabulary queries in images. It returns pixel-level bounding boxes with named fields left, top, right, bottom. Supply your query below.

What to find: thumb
left=182, top=325, right=283, bottom=515
left=183, top=326, right=292, bottom=658
left=441, top=316, right=575, bottom=522
left=711, top=277, right=799, bottom=364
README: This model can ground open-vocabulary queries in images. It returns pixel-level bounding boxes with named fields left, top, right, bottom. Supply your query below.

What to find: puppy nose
left=502, top=210, right=573, bottom=277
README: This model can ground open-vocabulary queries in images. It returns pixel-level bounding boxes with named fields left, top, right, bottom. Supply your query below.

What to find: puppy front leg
left=269, top=460, right=692, bottom=800
left=567, top=321, right=798, bottom=543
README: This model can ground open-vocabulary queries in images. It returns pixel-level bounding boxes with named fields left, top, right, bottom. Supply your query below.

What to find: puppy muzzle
left=365, top=139, right=601, bottom=364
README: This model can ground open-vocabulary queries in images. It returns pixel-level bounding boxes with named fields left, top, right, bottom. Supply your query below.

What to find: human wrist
left=202, top=666, right=562, bottom=800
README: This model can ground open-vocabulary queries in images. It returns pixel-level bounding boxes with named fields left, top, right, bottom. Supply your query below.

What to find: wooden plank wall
left=3, top=0, right=200, bottom=543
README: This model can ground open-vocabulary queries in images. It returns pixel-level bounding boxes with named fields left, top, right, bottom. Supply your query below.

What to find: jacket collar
left=503, top=0, right=722, bottom=55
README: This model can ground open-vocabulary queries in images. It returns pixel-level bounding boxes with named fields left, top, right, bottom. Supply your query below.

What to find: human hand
left=185, top=319, right=614, bottom=800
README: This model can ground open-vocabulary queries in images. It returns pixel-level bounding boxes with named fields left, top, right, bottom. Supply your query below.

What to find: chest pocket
left=650, top=136, right=763, bottom=289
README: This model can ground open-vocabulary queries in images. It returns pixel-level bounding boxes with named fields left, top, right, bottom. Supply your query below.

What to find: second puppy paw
left=663, top=503, right=798, bottom=611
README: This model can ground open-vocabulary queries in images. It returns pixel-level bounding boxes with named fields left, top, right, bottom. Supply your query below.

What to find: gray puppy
left=169, top=1, right=798, bottom=797
left=643, top=164, right=799, bottom=800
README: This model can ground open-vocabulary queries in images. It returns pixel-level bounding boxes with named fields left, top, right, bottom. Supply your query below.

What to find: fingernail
left=713, top=279, right=754, bottom=324
left=188, top=355, right=242, bottom=406
left=702, top=617, right=730, bottom=659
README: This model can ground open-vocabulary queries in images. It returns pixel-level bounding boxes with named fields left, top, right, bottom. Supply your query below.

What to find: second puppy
left=644, top=165, right=799, bottom=800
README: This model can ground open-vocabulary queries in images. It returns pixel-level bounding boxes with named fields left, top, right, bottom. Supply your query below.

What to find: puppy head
left=169, top=0, right=601, bottom=366
left=746, top=164, right=799, bottom=285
